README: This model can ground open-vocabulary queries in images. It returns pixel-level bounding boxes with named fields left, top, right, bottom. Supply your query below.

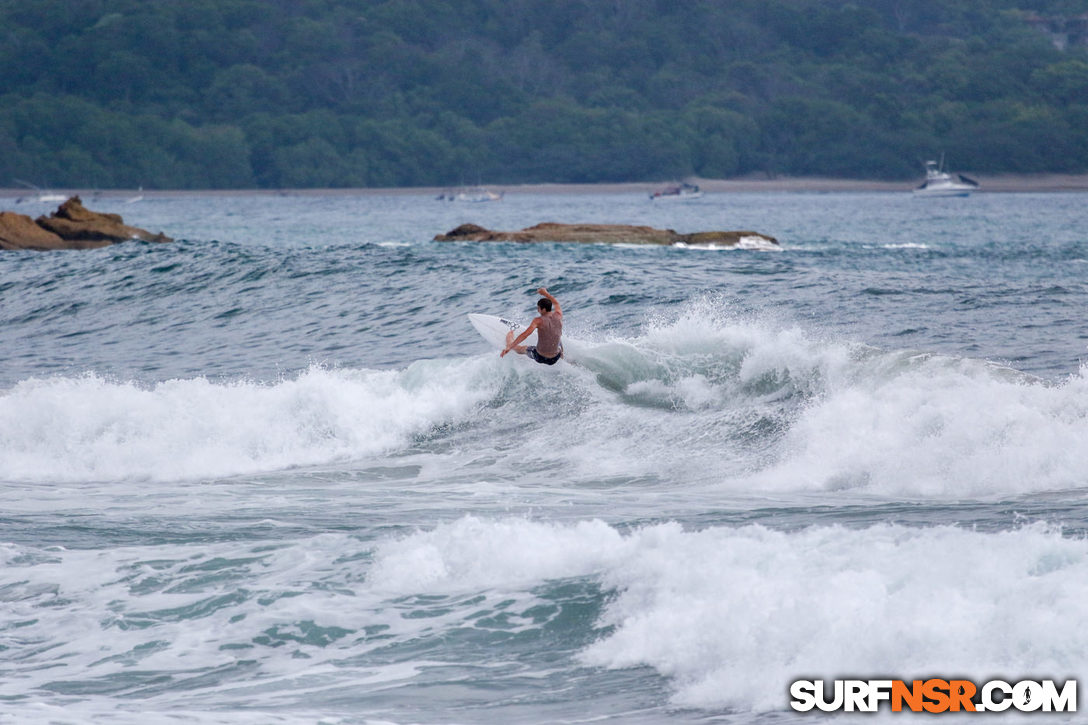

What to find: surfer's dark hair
left=538, top=298, right=552, bottom=312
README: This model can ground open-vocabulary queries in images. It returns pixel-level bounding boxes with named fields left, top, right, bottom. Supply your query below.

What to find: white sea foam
left=756, top=357, right=1088, bottom=497
left=583, top=306, right=1088, bottom=497
left=6, top=304, right=1088, bottom=499
left=0, top=531, right=464, bottom=717
left=673, top=235, right=783, bottom=251
left=5, top=516, right=1086, bottom=715
left=366, top=516, right=629, bottom=594
left=0, top=361, right=496, bottom=482
left=367, top=516, right=1088, bottom=711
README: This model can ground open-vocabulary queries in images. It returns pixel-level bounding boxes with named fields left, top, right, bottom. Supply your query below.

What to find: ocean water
left=1, top=190, right=1087, bottom=723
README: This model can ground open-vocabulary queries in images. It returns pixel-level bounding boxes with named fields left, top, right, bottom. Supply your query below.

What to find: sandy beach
left=489, top=173, right=1088, bottom=194
left=4, top=173, right=1088, bottom=201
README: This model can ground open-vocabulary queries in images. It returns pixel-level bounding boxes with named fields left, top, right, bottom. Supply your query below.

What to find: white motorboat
left=913, top=158, right=979, bottom=197
left=13, top=179, right=66, bottom=204
left=650, top=182, right=702, bottom=201
left=453, top=187, right=503, bottom=202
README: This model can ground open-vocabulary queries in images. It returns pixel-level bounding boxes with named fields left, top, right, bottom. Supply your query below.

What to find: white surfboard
left=468, top=313, right=536, bottom=350
left=470, top=311, right=590, bottom=363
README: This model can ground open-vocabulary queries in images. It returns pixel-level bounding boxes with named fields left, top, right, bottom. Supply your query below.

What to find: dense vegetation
left=2, top=0, right=1087, bottom=188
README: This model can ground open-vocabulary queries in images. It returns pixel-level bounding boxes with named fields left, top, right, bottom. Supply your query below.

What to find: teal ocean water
left=2, top=190, right=1087, bottom=723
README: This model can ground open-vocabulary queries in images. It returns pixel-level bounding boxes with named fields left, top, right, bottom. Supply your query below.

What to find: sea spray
left=7, top=310, right=1088, bottom=499
left=0, top=361, right=499, bottom=482
left=758, top=358, right=1088, bottom=497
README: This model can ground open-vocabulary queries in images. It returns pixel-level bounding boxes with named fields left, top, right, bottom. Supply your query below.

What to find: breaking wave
left=3, top=305, right=1088, bottom=498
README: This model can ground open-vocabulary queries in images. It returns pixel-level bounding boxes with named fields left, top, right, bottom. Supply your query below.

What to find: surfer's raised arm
left=537, top=287, right=560, bottom=315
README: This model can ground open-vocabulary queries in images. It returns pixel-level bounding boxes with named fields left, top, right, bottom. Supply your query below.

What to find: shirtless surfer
left=500, top=288, right=563, bottom=365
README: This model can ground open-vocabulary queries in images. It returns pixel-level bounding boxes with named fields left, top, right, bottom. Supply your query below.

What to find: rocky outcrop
left=434, top=222, right=777, bottom=247
left=0, top=196, right=172, bottom=251
left=0, top=211, right=72, bottom=250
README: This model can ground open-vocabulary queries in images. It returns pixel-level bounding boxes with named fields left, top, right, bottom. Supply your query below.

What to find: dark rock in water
left=680, top=230, right=777, bottom=246
left=439, top=223, right=494, bottom=240
left=435, top=222, right=677, bottom=245
left=434, top=222, right=777, bottom=247
left=0, top=196, right=172, bottom=251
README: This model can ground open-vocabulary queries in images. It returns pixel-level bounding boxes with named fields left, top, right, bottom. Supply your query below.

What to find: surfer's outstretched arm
left=501, top=318, right=539, bottom=357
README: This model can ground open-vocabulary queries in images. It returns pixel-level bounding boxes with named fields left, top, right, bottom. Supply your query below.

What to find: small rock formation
left=434, top=222, right=777, bottom=247
left=0, top=196, right=172, bottom=251
left=0, top=211, right=72, bottom=251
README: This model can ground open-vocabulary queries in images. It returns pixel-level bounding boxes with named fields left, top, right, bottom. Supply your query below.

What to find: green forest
left=2, top=0, right=1087, bottom=189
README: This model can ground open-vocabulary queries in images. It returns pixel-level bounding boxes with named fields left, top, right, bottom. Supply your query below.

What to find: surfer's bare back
left=501, top=288, right=563, bottom=365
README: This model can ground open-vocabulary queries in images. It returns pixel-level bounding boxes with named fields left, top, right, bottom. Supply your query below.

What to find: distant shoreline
left=4, top=173, right=1088, bottom=200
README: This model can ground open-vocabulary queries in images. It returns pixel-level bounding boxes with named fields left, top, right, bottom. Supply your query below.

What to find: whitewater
left=1, top=190, right=1086, bottom=723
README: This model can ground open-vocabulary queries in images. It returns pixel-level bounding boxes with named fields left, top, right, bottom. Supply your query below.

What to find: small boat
left=650, top=182, right=702, bottom=201
left=13, top=179, right=66, bottom=204
left=453, top=187, right=503, bottom=203
left=913, top=157, right=979, bottom=197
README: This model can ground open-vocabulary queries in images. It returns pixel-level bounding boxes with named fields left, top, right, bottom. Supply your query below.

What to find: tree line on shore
left=2, top=0, right=1087, bottom=189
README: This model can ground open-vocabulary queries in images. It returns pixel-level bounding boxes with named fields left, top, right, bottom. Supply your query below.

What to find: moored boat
left=13, top=180, right=66, bottom=204
left=454, top=187, right=503, bottom=202
left=913, top=158, right=979, bottom=197
left=650, top=182, right=703, bottom=201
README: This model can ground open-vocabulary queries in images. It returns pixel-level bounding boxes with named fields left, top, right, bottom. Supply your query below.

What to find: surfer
left=501, top=288, right=563, bottom=364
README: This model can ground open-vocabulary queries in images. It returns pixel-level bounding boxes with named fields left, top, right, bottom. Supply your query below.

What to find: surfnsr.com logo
left=790, top=679, right=1077, bottom=713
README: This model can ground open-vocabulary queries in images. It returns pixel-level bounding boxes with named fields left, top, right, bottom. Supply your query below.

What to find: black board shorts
left=526, top=345, right=562, bottom=365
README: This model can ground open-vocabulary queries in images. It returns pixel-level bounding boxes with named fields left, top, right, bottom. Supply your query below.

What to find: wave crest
left=0, top=362, right=496, bottom=482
